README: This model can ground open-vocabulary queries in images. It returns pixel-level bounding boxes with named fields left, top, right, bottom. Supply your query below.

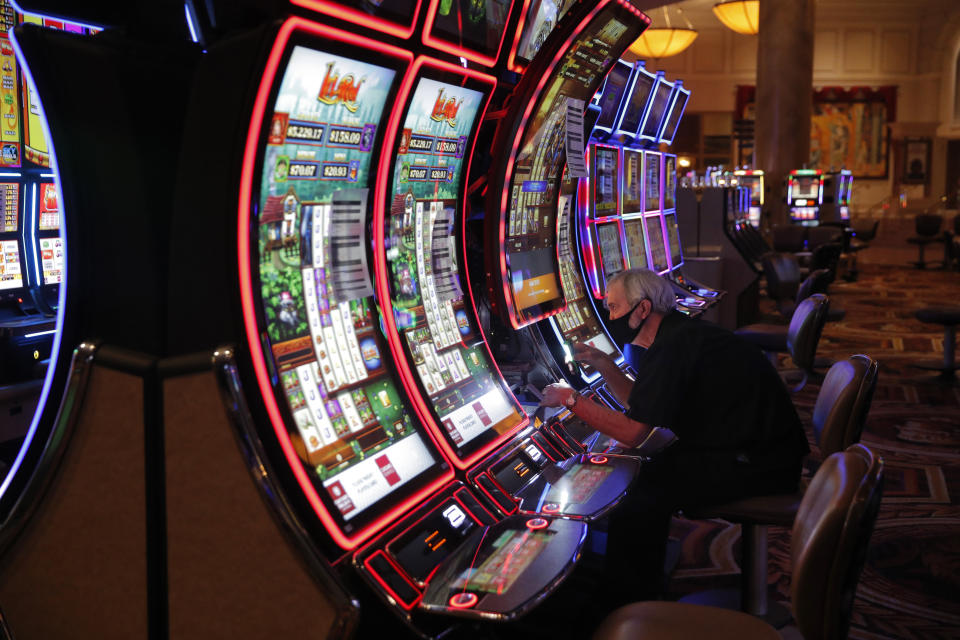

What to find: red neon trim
left=290, top=0, right=422, bottom=39
left=498, top=0, right=613, bottom=329
left=589, top=455, right=609, bottom=465
left=542, top=503, right=560, bottom=514
left=506, top=0, right=534, bottom=73
left=450, top=592, right=478, bottom=608
left=422, top=0, right=515, bottom=68
left=526, top=517, right=549, bottom=530
left=363, top=550, right=422, bottom=610
left=237, top=17, right=453, bottom=552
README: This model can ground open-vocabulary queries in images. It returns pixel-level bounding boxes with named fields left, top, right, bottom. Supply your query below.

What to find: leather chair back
left=810, top=242, right=844, bottom=284
left=791, top=444, right=883, bottom=640
left=786, top=293, right=829, bottom=372
left=761, top=252, right=801, bottom=304
left=795, top=268, right=831, bottom=305
left=812, top=355, right=879, bottom=457
left=914, top=213, right=943, bottom=237
left=807, top=225, right=843, bottom=251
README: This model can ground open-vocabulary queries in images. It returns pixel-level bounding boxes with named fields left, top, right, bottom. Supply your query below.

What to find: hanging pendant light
left=713, top=0, right=760, bottom=35
left=628, top=6, right=698, bottom=60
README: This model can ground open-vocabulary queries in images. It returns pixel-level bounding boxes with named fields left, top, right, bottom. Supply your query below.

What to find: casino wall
left=636, top=0, right=960, bottom=213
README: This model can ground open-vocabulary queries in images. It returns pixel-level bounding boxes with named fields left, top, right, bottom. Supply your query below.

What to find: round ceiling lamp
left=713, top=0, right=759, bottom=35
left=628, top=28, right=699, bottom=59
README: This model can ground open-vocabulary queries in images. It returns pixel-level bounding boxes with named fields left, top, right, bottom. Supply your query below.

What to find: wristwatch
left=564, top=390, right=581, bottom=409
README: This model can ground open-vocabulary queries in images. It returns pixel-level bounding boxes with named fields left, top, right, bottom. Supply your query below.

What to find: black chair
left=846, top=220, right=879, bottom=280
left=906, top=213, right=946, bottom=269
left=911, top=306, right=960, bottom=381
left=760, top=252, right=802, bottom=316
left=593, top=444, right=884, bottom=640
left=771, top=225, right=807, bottom=253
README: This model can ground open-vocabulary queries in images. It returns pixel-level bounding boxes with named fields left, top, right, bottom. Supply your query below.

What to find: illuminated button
left=526, top=517, right=549, bottom=530
left=542, top=503, right=560, bottom=514
left=589, top=455, right=608, bottom=465
left=449, top=592, right=478, bottom=608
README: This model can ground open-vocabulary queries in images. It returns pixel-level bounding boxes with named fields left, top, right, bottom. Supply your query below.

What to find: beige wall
left=633, top=1, right=960, bottom=212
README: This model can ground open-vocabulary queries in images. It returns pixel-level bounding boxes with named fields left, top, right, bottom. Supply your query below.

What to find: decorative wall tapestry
left=736, top=86, right=896, bottom=179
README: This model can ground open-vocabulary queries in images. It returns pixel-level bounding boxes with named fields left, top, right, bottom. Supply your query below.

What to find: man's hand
left=540, top=381, right=575, bottom=408
left=573, top=342, right=610, bottom=368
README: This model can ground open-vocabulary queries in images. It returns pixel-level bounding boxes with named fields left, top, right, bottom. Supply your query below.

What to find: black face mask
left=606, top=301, right=644, bottom=349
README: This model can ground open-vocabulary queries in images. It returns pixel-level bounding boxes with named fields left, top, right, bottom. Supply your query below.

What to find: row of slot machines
left=0, top=0, right=706, bottom=637
left=787, top=168, right=853, bottom=226
left=0, top=4, right=81, bottom=385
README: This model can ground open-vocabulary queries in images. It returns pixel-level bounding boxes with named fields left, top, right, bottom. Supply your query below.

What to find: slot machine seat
left=906, top=213, right=946, bottom=269
left=771, top=225, right=807, bottom=253
left=759, top=252, right=802, bottom=316
left=911, top=306, right=960, bottom=380
left=593, top=444, right=883, bottom=640
left=734, top=294, right=830, bottom=391
left=676, top=357, right=877, bottom=627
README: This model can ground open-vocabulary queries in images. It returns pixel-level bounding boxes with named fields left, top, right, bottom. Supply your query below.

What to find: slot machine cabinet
left=731, top=169, right=763, bottom=228
left=819, top=169, right=852, bottom=225
left=786, top=169, right=824, bottom=226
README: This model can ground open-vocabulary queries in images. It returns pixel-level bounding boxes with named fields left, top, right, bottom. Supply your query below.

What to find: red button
left=526, top=517, right=549, bottom=530
left=589, top=455, right=608, bottom=465
left=450, top=592, right=478, bottom=608
left=542, top=503, right=560, bottom=513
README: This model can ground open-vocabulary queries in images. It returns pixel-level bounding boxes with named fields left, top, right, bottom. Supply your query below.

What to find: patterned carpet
left=665, top=256, right=960, bottom=639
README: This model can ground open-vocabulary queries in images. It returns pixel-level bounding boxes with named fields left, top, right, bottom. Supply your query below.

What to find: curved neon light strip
left=290, top=0, right=423, bottom=40
left=237, top=17, right=451, bottom=551
left=1, top=28, right=68, bottom=503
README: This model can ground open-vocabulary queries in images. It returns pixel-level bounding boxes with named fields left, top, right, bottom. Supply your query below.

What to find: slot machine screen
left=514, top=0, right=575, bottom=65
left=593, top=60, right=632, bottom=133
left=553, top=178, right=617, bottom=368
left=790, top=174, right=819, bottom=200
left=596, top=221, right=624, bottom=283
left=38, top=236, right=63, bottom=285
left=664, top=213, right=682, bottom=268
left=639, top=78, right=672, bottom=141
left=592, top=144, right=618, bottom=218
left=623, top=218, right=648, bottom=269
left=644, top=152, right=661, bottom=212
left=425, top=0, right=512, bottom=63
left=499, top=1, right=644, bottom=327
left=663, top=156, right=676, bottom=211
left=658, top=85, right=689, bottom=145
left=0, top=239, right=23, bottom=290
left=622, top=149, right=642, bottom=214
left=387, top=72, right=524, bottom=461
left=616, top=64, right=656, bottom=137
left=645, top=217, right=667, bottom=272
left=0, top=182, right=18, bottom=232
left=37, top=182, right=59, bottom=231
left=0, top=34, right=20, bottom=169
left=250, top=43, right=445, bottom=536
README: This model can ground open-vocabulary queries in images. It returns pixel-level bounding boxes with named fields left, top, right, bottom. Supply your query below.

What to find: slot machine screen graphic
left=644, top=152, right=660, bottom=212
left=38, top=182, right=59, bottom=231
left=501, top=6, right=642, bottom=327
left=252, top=44, right=442, bottom=532
left=663, top=155, right=676, bottom=211
left=596, top=221, right=624, bottom=283
left=386, top=75, right=523, bottom=460
left=623, top=218, right=648, bottom=270
left=659, top=85, right=688, bottom=145
left=553, top=179, right=616, bottom=369
left=645, top=217, right=667, bottom=272
left=0, top=239, right=22, bottom=290
left=39, top=236, right=63, bottom=285
left=592, top=145, right=618, bottom=217
left=639, top=79, right=671, bottom=141
left=594, top=59, right=631, bottom=133
left=790, top=175, right=819, bottom=200
left=616, top=65, right=655, bottom=136
left=0, top=34, right=20, bottom=169
left=426, top=0, right=512, bottom=62
left=0, top=182, right=18, bottom=233
left=664, top=213, right=681, bottom=268
left=514, top=0, right=575, bottom=65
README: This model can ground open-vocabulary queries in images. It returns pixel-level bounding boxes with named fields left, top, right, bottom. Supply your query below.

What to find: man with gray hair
left=540, top=267, right=807, bottom=606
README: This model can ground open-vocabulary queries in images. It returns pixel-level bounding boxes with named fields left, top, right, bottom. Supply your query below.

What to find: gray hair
left=608, top=268, right=677, bottom=314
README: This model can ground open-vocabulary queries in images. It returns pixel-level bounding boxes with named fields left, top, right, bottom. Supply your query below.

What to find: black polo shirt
left=626, top=311, right=809, bottom=465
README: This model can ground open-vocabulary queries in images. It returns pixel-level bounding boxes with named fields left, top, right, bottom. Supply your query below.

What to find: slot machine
left=166, top=1, right=652, bottom=637
left=731, top=168, right=763, bottom=228
left=819, top=168, right=852, bottom=225
left=786, top=169, right=824, bottom=226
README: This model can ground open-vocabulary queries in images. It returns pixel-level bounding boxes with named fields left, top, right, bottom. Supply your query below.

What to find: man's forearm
left=592, top=356, right=634, bottom=407
left=568, top=394, right=651, bottom=448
